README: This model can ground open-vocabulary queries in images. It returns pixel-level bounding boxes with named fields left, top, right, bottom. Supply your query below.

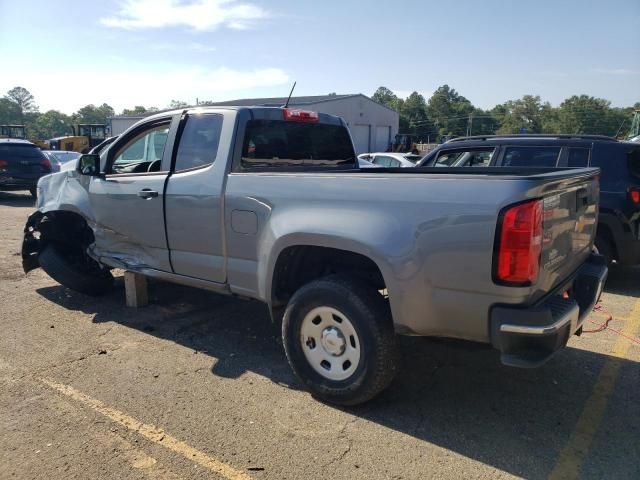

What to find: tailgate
left=538, top=171, right=599, bottom=292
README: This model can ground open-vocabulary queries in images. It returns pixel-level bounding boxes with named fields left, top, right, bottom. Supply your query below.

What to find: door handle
left=137, top=189, right=158, bottom=199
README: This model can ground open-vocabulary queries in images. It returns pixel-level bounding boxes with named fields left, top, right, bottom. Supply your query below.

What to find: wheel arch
left=263, top=234, right=393, bottom=322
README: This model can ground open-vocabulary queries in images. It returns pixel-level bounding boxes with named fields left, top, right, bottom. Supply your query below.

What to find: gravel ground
left=0, top=190, right=638, bottom=480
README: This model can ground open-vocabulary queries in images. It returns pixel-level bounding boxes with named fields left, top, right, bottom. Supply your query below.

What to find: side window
left=174, top=114, right=223, bottom=172
left=435, top=148, right=495, bottom=167
left=371, top=156, right=386, bottom=166
left=388, top=158, right=401, bottom=168
left=502, top=146, right=561, bottom=167
left=373, top=156, right=394, bottom=167
left=567, top=148, right=590, bottom=167
left=110, top=123, right=170, bottom=174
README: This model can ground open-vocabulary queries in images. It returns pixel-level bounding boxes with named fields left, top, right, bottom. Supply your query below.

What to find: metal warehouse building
left=109, top=94, right=399, bottom=154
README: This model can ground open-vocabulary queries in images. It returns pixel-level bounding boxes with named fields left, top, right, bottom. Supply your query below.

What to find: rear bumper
left=490, top=254, right=608, bottom=368
left=0, top=174, right=39, bottom=190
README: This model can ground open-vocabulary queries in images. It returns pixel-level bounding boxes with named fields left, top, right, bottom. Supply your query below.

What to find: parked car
left=358, top=152, right=422, bottom=168
left=42, top=150, right=81, bottom=172
left=23, top=107, right=606, bottom=405
left=0, top=139, right=52, bottom=197
left=419, top=134, right=640, bottom=266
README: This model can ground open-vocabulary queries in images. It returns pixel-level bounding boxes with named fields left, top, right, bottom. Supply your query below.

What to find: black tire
left=38, top=243, right=113, bottom=296
left=594, top=234, right=614, bottom=266
left=29, top=187, right=37, bottom=198
left=282, top=275, right=398, bottom=406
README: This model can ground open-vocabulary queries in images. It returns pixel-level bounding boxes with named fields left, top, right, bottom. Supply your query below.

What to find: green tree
left=556, top=95, right=617, bottom=135
left=493, top=95, right=551, bottom=134
left=32, top=110, right=72, bottom=139
left=73, top=103, right=115, bottom=124
left=168, top=99, right=189, bottom=109
left=0, top=98, right=21, bottom=125
left=4, top=86, right=38, bottom=124
left=121, top=105, right=157, bottom=116
left=400, top=91, right=431, bottom=140
left=372, top=87, right=400, bottom=109
left=427, top=85, right=474, bottom=138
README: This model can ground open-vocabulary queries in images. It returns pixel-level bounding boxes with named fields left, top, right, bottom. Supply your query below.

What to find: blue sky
left=1, top=0, right=638, bottom=113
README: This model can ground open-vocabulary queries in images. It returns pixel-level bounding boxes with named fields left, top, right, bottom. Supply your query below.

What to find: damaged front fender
left=21, top=168, right=98, bottom=274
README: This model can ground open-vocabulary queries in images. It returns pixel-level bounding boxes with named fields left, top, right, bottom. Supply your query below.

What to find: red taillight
left=40, top=158, right=52, bottom=171
left=630, top=188, right=640, bottom=204
left=495, top=199, right=543, bottom=285
left=283, top=108, right=319, bottom=123
left=0, top=160, right=7, bottom=168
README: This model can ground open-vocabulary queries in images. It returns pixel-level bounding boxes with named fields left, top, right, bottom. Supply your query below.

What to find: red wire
left=581, top=303, right=640, bottom=346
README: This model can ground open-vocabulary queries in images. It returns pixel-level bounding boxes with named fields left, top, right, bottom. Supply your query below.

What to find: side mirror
left=77, top=154, right=102, bottom=176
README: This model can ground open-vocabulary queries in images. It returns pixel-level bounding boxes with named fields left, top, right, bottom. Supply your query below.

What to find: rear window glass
left=241, top=120, right=355, bottom=168
left=0, top=144, right=45, bottom=158
left=567, top=148, right=590, bottom=167
left=502, top=146, right=560, bottom=167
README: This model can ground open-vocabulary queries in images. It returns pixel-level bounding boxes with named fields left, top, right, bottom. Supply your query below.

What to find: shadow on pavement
left=603, top=264, right=640, bottom=297
left=0, top=191, right=35, bottom=207
left=36, top=276, right=639, bottom=480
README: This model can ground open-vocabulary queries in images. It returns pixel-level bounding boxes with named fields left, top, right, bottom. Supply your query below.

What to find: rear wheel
left=38, top=243, right=113, bottom=296
left=282, top=275, right=398, bottom=405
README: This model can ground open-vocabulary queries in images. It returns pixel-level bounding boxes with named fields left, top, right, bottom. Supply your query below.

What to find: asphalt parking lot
left=0, top=190, right=638, bottom=480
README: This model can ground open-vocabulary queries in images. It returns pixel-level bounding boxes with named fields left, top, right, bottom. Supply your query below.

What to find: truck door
left=164, top=111, right=227, bottom=283
left=87, top=116, right=178, bottom=272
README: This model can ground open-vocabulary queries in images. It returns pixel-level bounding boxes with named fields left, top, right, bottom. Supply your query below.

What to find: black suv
left=0, top=139, right=52, bottom=197
left=419, top=134, right=640, bottom=266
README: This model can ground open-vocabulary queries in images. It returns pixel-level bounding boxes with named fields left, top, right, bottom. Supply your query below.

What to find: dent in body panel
left=36, top=168, right=165, bottom=271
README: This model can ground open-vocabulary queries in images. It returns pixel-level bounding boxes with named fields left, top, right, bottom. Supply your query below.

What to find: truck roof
left=139, top=105, right=347, bottom=126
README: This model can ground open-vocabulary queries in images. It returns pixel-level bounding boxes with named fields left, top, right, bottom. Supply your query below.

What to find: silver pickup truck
left=22, top=106, right=607, bottom=405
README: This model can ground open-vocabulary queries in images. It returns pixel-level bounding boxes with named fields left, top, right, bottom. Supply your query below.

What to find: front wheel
left=282, top=275, right=398, bottom=405
left=38, top=243, right=114, bottom=296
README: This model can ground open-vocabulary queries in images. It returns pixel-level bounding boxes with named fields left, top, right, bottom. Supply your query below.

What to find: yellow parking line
left=41, top=378, right=252, bottom=480
left=548, top=299, right=640, bottom=480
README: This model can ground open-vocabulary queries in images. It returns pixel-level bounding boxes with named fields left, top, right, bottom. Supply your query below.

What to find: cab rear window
left=241, top=120, right=355, bottom=168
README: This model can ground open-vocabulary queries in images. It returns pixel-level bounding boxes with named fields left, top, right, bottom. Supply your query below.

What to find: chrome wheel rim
left=300, top=306, right=361, bottom=381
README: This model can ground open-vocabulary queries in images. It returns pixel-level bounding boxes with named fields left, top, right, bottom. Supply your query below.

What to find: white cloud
left=152, top=42, right=217, bottom=53
left=101, top=0, right=268, bottom=31
left=0, top=65, right=289, bottom=113
left=592, top=68, right=640, bottom=75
